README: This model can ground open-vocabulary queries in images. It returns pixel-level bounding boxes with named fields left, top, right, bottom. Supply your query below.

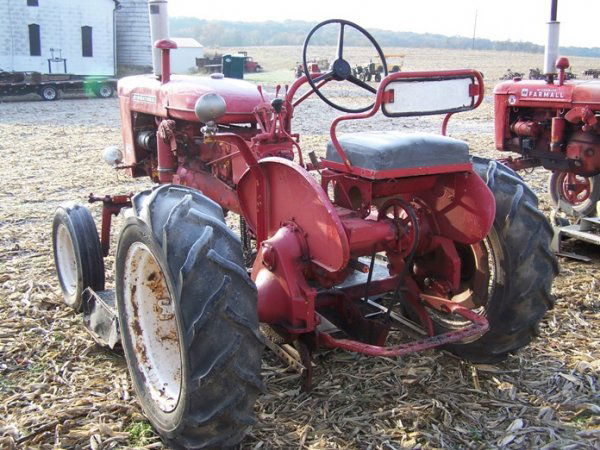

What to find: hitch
left=318, top=295, right=488, bottom=358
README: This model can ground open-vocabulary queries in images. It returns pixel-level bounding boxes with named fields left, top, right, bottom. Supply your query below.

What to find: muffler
left=543, top=0, right=560, bottom=78
left=148, top=0, right=170, bottom=76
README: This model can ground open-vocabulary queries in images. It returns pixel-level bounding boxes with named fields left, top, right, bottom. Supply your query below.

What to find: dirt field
left=1, top=46, right=599, bottom=449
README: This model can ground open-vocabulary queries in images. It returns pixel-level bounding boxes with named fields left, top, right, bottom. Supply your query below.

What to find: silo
left=115, top=0, right=153, bottom=75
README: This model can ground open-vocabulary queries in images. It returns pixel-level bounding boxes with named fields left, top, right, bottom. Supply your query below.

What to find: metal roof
left=170, top=38, right=204, bottom=48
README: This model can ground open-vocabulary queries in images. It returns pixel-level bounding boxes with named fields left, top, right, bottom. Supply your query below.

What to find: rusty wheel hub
left=559, top=172, right=592, bottom=205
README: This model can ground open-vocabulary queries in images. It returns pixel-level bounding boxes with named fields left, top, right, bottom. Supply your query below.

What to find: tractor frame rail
left=318, top=304, right=488, bottom=357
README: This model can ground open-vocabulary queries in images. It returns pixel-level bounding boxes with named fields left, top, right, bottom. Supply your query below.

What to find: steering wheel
left=302, top=19, right=388, bottom=113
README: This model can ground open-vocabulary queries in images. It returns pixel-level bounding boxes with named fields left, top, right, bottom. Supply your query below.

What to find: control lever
left=257, top=85, right=265, bottom=102
left=308, top=151, right=321, bottom=170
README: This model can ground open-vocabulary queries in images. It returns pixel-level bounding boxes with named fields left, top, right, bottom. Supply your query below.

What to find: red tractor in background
left=51, top=6, right=558, bottom=449
left=496, top=0, right=600, bottom=221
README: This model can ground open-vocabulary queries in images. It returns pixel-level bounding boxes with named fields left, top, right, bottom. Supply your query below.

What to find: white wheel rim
left=123, top=242, right=182, bottom=413
left=56, top=224, right=78, bottom=299
left=99, top=86, right=111, bottom=97
left=43, top=88, right=56, bottom=99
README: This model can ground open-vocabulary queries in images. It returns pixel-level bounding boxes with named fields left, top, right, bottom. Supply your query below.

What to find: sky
left=167, top=0, right=600, bottom=48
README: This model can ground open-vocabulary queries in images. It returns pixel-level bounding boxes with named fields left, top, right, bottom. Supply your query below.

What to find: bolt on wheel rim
left=56, top=224, right=78, bottom=297
left=123, top=242, right=182, bottom=413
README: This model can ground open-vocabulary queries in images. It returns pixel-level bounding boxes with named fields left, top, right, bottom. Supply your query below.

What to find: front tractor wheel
left=115, top=185, right=263, bottom=449
left=52, top=203, right=105, bottom=311
left=410, top=158, right=559, bottom=363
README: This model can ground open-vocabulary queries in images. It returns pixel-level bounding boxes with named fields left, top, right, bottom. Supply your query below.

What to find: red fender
left=420, top=171, right=496, bottom=245
left=237, top=157, right=350, bottom=273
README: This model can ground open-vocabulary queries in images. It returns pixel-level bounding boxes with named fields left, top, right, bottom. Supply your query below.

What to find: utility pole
left=472, top=8, right=478, bottom=50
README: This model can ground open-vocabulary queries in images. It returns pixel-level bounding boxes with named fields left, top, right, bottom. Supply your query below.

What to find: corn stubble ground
left=1, top=47, right=599, bottom=449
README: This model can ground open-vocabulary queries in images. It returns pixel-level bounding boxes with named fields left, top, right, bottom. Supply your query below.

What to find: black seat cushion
left=325, top=132, right=469, bottom=171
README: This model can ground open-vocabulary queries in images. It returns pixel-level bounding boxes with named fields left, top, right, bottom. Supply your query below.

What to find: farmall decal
left=520, top=88, right=565, bottom=99
left=132, top=93, right=157, bottom=104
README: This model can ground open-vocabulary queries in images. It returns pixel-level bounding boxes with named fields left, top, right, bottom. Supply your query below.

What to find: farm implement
left=52, top=3, right=558, bottom=448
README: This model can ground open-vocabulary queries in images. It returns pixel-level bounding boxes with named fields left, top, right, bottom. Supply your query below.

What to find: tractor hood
left=118, top=74, right=265, bottom=123
left=494, top=79, right=600, bottom=108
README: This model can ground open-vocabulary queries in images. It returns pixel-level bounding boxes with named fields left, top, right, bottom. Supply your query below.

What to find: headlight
left=102, top=146, right=123, bottom=167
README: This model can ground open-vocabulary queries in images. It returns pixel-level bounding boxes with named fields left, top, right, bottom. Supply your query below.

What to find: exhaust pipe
left=543, top=0, right=560, bottom=79
left=148, top=0, right=169, bottom=76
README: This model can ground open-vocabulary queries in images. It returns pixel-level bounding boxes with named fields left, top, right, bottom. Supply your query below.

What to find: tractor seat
left=325, top=132, right=470, bottom=172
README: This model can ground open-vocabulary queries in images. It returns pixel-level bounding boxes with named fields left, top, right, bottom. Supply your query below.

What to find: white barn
left=0, top=0, right=117, bottom=76
left=0, top=0, right=154, bottom=76
left=170, top=37, right=204, bottom=74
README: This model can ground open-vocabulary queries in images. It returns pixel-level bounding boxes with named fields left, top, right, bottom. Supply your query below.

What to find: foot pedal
left=82, top=288, right=120, bottom=349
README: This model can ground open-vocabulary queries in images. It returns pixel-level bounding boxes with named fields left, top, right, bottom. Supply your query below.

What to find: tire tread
left=122, top=185, right=262, bottom=449
left=445, top=158, right=558, bottom=363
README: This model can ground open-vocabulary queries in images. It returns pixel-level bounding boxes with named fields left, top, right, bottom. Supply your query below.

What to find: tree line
left=170, top=17, right=600, bottom=58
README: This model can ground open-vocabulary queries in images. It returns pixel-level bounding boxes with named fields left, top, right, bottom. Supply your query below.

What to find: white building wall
left=115, top=0, right=152, bottom=72
left=171, top=47, right=204, bottom=74
left=0, top=0, right=115, bottom=76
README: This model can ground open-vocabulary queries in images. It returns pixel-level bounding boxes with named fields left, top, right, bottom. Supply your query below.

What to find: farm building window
left=81, top=26, right=93, bottom=57
left=28, top=24, right=41, bottom=56
left=27, top=0, right=39, bottom=6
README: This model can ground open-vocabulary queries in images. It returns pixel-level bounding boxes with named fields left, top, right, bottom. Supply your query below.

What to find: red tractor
left=52, top=13, right=558, bottom=449
left=496, top=0, right=600, bottom=218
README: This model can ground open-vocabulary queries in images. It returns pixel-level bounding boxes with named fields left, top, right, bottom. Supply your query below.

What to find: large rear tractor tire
left=52, top=203, right=105, bottom=311
left=115, top=185, right=264, bottom=449
left=411, top=158, right=559, bottom=363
